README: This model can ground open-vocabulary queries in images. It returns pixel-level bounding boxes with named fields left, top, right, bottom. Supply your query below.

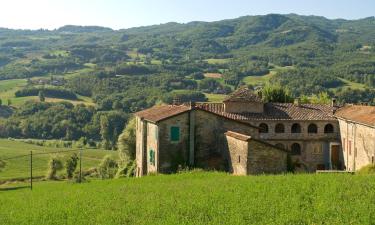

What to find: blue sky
left=0, top=0, right=374, bottom=30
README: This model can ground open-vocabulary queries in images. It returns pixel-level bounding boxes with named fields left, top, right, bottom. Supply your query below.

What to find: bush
left=65, top=153, right=79, bottom=179
left=98, top=155, right=118, bottom=179
left=116, top=160, right=136, bottom=178
left=357, top=164, right=375, bottom=175
left=46, top=156, right=64, bottom=180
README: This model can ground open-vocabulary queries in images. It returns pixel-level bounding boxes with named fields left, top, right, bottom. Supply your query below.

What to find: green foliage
left=98, top=155, right=118, bottom=179
left=65, top=153, right=79, bottom=179
left=117, top=117, right=136, bottom=165
left=15, top=87, right=77, bottom=100
left=38, top=90, right=45, bottom=102
left=357, top=164, right=375, bottom=175
left=46, top=155, right=63, bottom=180
left=262, top=84, right=293, bottom=103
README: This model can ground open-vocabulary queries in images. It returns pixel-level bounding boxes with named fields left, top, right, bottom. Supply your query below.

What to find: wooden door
left=331, top=145, right=340, bottom=169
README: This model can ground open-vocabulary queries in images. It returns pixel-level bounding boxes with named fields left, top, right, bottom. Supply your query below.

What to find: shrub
left=98, top=155, right=118, bottom=179
left=357, top=164, right=375, bottom=175
left=46, top=156, right=64, bottom=180
left=116, top=160, right=136, bottom=178
left=65, top=153, right=79, bottom=179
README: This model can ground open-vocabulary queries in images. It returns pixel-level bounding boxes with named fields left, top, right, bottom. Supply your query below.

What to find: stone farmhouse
left=134, top=88, right=375, bottom=176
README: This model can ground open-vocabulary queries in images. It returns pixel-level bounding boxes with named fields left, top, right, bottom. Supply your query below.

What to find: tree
left=7, top=99, right=11, bottom=106
left=98, top=155, right=118, bottom=179
left=262, top=84, right=293, bottom=103
left=46, top=156, right=63, bottom=180
left=38, top=90, right=45, bottom=102
left=0, top=99, right=2, bottom=106
left=117, top=117, right=136, bottom=165
left=65, top=153, right=79, bottom=179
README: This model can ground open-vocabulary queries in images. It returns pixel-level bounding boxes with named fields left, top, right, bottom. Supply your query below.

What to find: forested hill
left=0, top=14, right=374, bottom=147
left=0, top=14, right=375, bottom=103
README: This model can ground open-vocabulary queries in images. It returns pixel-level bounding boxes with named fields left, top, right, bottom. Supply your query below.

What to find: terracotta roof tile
left=225, top=131, right=252, bottom=141
left=224, top=88, right=263, bottom=103
left=335, top=105, right=375, bottom=127
left=196, top=102, right=337, bottom=121
left=134, top=105, right=190, bottom=123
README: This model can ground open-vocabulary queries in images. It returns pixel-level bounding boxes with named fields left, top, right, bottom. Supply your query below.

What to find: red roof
left=134, top=105, right=191, bottom=123
left=196, top=102, right=337, bottom=121
left=335, top=105, right=375, bottom=127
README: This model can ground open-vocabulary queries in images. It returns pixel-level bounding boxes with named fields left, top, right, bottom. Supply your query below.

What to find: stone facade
left=135, top=89, right=375, bottom=176
left=226, top=132, right=287, bottom=175
left=250, top=120, right=341, bottom=171
left=338, top=119, right=375, bottom=171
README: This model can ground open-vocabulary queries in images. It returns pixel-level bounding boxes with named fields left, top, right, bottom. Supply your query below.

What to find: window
left=259, top=123, right=269, bottom=133
left=343, top=138, right=346, bottom=152
left=324, top=124, right=334, bottom=133
left=349, top=140, right=352, bottom=155
left=149, top=149, right=155, bottom=166
left=291, top=123, right=301, bottom=133
left=308, top=124, right=318, bottom=134
left=291, top=143, right=301, bottom=155
left=275, top=123, right=285, bottom=133
left=238, top=155, right=241, bottom=163
left=170, top=126, right=180, bottom=142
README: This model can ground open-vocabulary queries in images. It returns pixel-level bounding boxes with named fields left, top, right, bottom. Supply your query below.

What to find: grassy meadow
left=0, top=172, right=374, bottom=224
left=0, top=139, right=117, bottom=181
left=0, top=79, right=94, bottom=107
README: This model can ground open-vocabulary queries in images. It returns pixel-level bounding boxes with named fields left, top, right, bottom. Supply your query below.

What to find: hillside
left=0, top=14, right=374, bottom=146
left=1, top=172, right=375, bottom=224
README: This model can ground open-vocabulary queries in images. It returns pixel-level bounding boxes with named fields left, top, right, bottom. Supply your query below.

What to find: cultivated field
left=0, top=172, right=374, bottom=224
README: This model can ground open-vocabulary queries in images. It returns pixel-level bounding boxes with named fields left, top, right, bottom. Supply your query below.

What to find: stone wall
left=135, top=117, right=147, bottom=177
left=225, top=132, right=287, bottom=175
left=247, top=140, right=287, bottom=174
left=194, top=110, right=259, bottom=169
left=338, top=119, right=375, bottom=171
left=248, top=120, right=340, bottom=171
left=157, top=112, right=190, bottom=173
left=226, top=135, right=249, bottom=175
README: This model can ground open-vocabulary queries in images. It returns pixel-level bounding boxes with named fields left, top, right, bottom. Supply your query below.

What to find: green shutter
left=170, top=126, right=180, bottom=142
left=149, top=149, right=155, bottom=165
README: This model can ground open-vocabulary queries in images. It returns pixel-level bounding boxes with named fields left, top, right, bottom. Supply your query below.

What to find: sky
left=0, top=0, right=374, bottom=30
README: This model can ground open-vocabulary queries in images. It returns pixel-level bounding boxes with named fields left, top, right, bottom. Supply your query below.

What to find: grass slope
left=0, top=172, right=374, bottom=225
left=0, top=79, right=94, bottom=107
left=0, top=139, right=117, bottom=181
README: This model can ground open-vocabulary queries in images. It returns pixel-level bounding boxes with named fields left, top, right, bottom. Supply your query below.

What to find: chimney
left=331, top=98, right=337, bottom=107
left=294, top=98, right=301, bottom=106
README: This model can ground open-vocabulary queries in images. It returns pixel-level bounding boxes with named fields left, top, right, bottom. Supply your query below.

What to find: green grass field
left=204, top=93, right=227, bottom=102
left=0, top=79, right=94, bottom=107
left=0, top=139, right=117, bottom=181
left=0, top=172, right=374, bottom=224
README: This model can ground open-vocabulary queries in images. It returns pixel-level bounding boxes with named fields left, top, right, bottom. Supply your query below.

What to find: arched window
left=291, top=123, right=301, bottom=133
left=259, top=123, right=269, bottom=133
left=275, top=143, right=285, bottom=149
left=324, top=124, right=334, bottom=133
left=291, top=143, right=301, bottom=155
left=275, top=123, right=285, bottom=133
left=308, top=124, right=318, bottom=134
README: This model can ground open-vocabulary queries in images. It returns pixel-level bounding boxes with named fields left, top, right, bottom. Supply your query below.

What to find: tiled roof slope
left=335, top=105, right=375, bottom=127
left=134, top=105, right=191, bottom=123
left=196, top=103, right=337, bottom=121
left=224, top=88, right=263, bottom=103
